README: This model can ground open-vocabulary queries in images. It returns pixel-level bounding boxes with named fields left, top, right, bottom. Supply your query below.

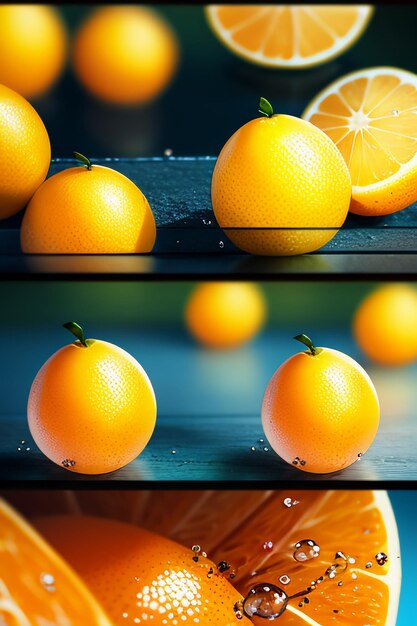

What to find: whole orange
left=353, top=283, right=417, bottom=366
left=0, top=84, right=50, bottom=219
left=20, top=154, right=156, bottom=253
left=0, top=5, right=67, bottom=98
left=185, top=282, right=266, bottom=349
left=211, top=98, right=351, bottom=256
left=262, top=335, right=380, bottom=473
left=28, top=322, right=157, bottom=475
left=73, top=6, right=179, bottom=105
left=34, top=515, right=250, bottom=626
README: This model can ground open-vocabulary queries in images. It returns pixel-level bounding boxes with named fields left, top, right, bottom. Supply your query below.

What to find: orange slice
left=303, top=66, right=417, bottom=215
left=206, top=5, right=373, bottom=68
left=6, top=490, right=401, bottom=625
left=0, top=498, right=113, bottom=626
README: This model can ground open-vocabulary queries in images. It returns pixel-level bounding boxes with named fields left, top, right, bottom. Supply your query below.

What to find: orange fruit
left=303, top=67, right=417, bottom=216
left=0, top=5, right=67, bottom=99
left=34, top=515, right=251, bottom=626
left=211, top=98, right=351, bottom=256
left=0, top=84, right=50, bottom=220
left=185, top=282, right=266, bottom=349
left=262, top=334, right=380, bottom=473
left=0, top=498, right=113, bottom=626
left=73, top=6, right=179, bottom=105
left=353, top=283, right=417, bottom=367
left=206, top=5, right=373, bottom=68
left=6, top=489, right=400, bottom=625
left=20, top=153, right=156, bottom=253
left=27, top=322, right=157, bottom=475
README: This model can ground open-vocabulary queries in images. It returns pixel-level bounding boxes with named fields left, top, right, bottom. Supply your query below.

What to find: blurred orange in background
left=0, top=4, right=67, bottom=99
left=72, top=6, right=179, bottom=105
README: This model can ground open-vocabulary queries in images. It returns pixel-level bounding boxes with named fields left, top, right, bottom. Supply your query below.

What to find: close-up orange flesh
left=1, top=490, right=399, bottom=626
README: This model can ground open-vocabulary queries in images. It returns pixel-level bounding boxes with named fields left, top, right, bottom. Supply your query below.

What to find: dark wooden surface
left=1, top=157, right=417, bottom=278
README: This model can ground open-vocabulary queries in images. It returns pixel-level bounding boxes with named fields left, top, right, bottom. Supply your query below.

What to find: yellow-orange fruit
left=0, top=5, right=67, bottom=98
left=0, top=84, right=50, bottom=219
left=262, top=339, right=380, bottom=473
left=73, top=6, right=179, bottom=105
left=353, top=283, right=417, bottom=366
left=185, top=282, right=266, bottom=348
left=21, top=162, right=156, bottom=253
left=28, top=334, right=157, bottom=474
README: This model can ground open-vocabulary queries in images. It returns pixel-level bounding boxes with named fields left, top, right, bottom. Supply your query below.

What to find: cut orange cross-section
left=0, top=498, right=113, bottom=626
left=5, top=490, right=401, bottom=626
left=303, top=67, right=417, bottom=215
left=205, top=5, right=373, bottom=68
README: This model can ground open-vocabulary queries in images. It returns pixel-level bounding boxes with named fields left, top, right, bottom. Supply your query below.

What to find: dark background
left=30, top=5, right=417, bottom=159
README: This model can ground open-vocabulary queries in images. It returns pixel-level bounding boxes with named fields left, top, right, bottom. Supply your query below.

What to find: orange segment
left=303, top=67, right=417, bottom=215
left=206, top=5, right=373, bottom=68
left=0, top=498, right=112, bottom=626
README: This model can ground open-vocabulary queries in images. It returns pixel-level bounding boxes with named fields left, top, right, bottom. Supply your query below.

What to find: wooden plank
left=0, top=411, right=415, bottom=483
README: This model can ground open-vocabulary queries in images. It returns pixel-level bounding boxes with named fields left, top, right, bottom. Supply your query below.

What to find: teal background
left=390, top=491, right=415, bottom=624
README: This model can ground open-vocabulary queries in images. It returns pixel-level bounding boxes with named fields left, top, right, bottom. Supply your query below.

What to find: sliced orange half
left=6, top=489, right=401, bottom=626
left=0, top=498, right=113, bottom=626
left=304, top=66, right=417, bottom=215
left=205, top=5, right=373, bottom=68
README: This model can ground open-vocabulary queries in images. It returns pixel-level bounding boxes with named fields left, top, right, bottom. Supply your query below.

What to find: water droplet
left=375, top=552, right=388, bottom=566
left=351, top=572, right=358, bottom=580
left=250, top=446, right=256, bottom=452
left=202, top=218, right=212, bottom=226
left=61, top=459, right=76, bottom=468
left=263, top=541, right=274, bottom=551
left=171, top=450, right=176, bottom=455
left=337, top=581, right=343, bottom=587
left=279, top=575, right=290, bottom=585
left=283, top=497, right=292, bottom=508
left=325, top=551, right=349, bottom=579
left=40, top=572, right=55, bottom=592
left=259, top=439, right=264, bottom=443
left=122, top=612, right=129, bottom=619
left=26, top=448, right=30, bottom=452
left=21, top=441, right=25, bottom=445
left=293, top=540, right=320, bottom=562
left=263, top=447, right=269, bottom=452
left=192, top=545, right=201, bottom=553
left=164, top=148, right=173, bottom=156
left=392, top=109, right=399, bottom=117
left=365, top=561, right=372, bottom=569
left=292, top=457, right=300, bottom=466
left=219, top=240, right=224, bottom=248
left=17, top=447, right=21, bottom=452
left=243, top=584, right=287, bottom=619
left=234, top=601, right=244, bottom=620
left=217, top=561, right=231, bottom=573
